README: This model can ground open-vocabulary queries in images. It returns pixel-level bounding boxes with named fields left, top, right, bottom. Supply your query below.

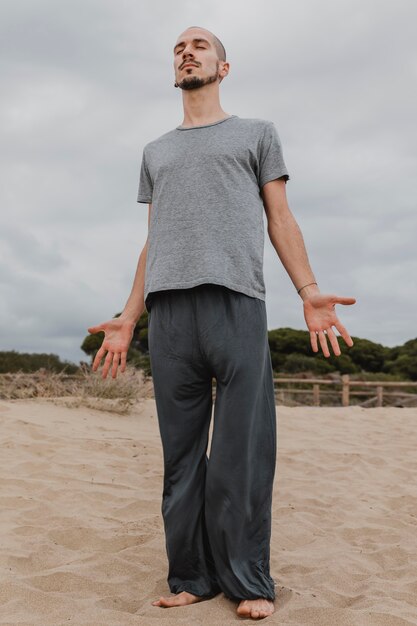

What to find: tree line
left=80, top=311, right=417, bottom=381
left=1, top=313, right=415, bottom=380
left=0, top=351, right=79, bottom=374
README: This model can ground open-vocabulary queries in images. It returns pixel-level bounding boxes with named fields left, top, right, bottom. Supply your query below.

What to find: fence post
left=342, top=374, right=350, bottom=407
left=376, top=385, right=383, bottom=407
left=313, top=384, right=320, bottom=406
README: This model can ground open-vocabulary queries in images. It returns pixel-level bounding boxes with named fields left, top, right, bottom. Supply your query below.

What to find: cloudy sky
left=1, top=0, right=416, bottom=365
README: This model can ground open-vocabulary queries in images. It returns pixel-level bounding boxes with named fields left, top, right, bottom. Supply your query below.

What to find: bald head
left=182, top=26, right=226, bottom=62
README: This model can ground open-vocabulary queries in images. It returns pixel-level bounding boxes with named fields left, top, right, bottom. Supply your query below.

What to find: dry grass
left=0, top=365, right=154, bottom=414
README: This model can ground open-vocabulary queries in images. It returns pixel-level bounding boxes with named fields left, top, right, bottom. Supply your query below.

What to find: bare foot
left=237, top=598, right=275, bottom=619
left=152, top=590, right=207, bottom=607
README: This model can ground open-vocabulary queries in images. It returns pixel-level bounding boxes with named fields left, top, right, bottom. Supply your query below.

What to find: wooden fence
left=1, top=371, right=416, bottom=408
left=272, top=374, right=417, bottom=407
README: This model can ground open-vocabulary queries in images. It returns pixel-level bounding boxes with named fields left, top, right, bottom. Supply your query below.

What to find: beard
left=177, top=62, right=220, bottom=90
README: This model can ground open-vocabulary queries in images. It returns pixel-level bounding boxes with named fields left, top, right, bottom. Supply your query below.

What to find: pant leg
left=196, top=285, right=277, bottom=602
left=148, top=289, right=221, bottom=598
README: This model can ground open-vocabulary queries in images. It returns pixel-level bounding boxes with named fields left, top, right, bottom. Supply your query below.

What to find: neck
left=180, top=82, right=228, bottom=127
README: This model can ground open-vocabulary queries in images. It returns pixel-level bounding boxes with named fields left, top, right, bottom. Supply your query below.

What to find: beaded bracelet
left=297, top=281, right=318, bottom=295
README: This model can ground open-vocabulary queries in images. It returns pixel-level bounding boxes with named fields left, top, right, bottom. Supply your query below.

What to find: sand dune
left=0, top=398, right=417, bottom=625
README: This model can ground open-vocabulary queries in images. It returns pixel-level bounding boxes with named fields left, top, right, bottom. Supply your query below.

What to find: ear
left=219, top=61, right=230, bottom=82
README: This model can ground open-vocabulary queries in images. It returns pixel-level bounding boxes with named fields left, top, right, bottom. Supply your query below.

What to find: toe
left=237, top=603, right=250, bottom=616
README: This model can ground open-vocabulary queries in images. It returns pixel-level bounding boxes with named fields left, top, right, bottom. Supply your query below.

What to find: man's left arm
left=261, top=178, right=356, bottom=357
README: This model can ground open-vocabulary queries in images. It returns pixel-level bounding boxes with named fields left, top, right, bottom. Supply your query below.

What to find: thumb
left=334, top=296, right=356, bottom=305
left=87, top=324, right=105, bottom=334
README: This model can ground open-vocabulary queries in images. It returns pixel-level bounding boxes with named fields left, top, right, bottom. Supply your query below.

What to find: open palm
left=87, top=317, right=136, bottom=378
left=303, top=293, right=356, bottom=357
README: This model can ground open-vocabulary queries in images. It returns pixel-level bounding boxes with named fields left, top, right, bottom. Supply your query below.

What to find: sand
left=0, top=397, right=417, bottom=625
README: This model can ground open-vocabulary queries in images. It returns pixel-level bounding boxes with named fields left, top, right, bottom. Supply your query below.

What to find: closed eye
left=176, top=46, right=206, bottom=54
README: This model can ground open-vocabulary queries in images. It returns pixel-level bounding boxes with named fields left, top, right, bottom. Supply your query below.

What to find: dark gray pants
left=147, top=283, right=277, bottom=602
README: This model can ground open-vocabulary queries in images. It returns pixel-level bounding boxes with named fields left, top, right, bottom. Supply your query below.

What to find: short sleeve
left=137, top=147, right=153, bottom=203
left=258, top=122, right=290, bottom=189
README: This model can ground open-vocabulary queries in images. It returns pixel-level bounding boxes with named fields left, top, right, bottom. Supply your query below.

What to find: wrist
left=119, top=310, right=141, bottom=325
left=297, top=282, right=320, bottom=301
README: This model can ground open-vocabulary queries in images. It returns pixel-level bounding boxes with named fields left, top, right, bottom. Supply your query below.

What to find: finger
left=92, top=346, right=106, bottom=371
left=310, top=331, right=319, bottom=352
left=334, top=321, right=354, bottom=347
left=120, top=352, right=127, bottom=373
left=111, top=352, right=120, bottom=378
left=102, top=351, right=114, bottom=379
left=318, top=330, right=330, bottom=357
left=326, top=326, right=341, bottom=356
left=333, top=296, right=356, bottom=305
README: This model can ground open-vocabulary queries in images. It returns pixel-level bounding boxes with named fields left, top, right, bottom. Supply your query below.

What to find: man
left=87, top=26, right=356, bottom=620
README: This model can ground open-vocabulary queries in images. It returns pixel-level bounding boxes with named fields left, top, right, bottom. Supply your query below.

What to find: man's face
left=173, top=29, right=223, bottom=90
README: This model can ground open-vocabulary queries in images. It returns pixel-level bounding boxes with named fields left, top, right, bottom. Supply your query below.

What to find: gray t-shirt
left=137, top=114, right=289, bottom=310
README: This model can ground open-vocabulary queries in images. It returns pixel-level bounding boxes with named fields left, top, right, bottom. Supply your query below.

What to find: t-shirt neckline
left=176, top=114, right=238, bottom=130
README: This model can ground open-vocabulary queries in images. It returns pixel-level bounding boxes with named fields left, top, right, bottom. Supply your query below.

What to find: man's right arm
left=119, top=202, right=152, bottom=324
left=87, top=203, right=152, bottom=378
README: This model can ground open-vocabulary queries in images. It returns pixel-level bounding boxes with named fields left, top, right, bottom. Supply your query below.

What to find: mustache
left=180, top=62, right=199, bottom=69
